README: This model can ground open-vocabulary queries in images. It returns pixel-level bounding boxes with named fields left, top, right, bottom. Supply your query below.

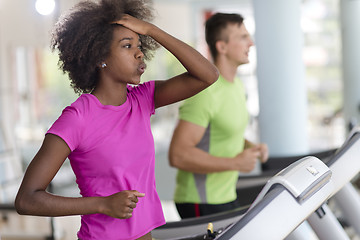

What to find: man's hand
left=257, top=143, right=269, bottom=163
left=234, top=146, right=261, bottom=173
left=233, top=143, right=269, bottom=172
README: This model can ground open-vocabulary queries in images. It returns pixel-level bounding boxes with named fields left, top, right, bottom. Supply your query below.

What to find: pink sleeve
left=128, top=81, right=155, bottom=115
left=46, top=106, right=83, bottom=152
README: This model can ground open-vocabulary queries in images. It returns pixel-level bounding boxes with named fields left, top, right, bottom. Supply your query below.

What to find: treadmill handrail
left=216, top=157, right=333, bottom=240
left=326, top=129, right=360, bottom=167
left=156, top=205, right=248, bottom=229
left=260, top=148, right=337, bottom=176
left=249, top=156, right=331, bottom=208
left=216, top=185, right=284, bottom=240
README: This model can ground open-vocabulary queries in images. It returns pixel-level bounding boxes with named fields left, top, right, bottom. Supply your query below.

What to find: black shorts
left=175, top=199, right=240, bottom=219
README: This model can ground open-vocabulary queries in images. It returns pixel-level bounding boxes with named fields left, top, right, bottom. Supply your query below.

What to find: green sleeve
left=179, top=88, right=214, bottom=128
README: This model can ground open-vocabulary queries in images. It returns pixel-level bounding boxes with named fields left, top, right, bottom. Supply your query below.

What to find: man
left=169, top=12, right=269, bottom=219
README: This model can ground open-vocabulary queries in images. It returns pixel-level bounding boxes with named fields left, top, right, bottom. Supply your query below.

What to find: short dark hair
left=205, top=13, right=244, bottom=61
left=51, top=0, right=159, bottom=94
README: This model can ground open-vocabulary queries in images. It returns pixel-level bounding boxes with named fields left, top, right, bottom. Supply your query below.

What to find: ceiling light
left=35, top=0, right=55, bottom=16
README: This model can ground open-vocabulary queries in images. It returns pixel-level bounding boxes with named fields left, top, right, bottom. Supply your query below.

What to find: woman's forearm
left=147, top=25, right=218, bottom=84
left=15, top=190, right=102, bottom=217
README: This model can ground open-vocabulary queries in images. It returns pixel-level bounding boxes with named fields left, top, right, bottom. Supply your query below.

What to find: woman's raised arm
left=113, top=14, right=219, bottom=108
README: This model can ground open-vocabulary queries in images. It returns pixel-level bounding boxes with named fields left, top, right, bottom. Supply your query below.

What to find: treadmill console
left=250, top=156, right=332, bottom=208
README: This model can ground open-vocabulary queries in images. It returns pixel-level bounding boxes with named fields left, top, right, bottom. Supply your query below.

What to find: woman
left=15, top=0, right=218, bottom=239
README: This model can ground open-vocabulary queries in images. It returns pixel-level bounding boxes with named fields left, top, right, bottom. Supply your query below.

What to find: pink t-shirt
left=47, top=81, right=165, bottom=239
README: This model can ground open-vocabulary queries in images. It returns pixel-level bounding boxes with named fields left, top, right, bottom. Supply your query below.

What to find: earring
left=101, top=63, right=107, bottom=68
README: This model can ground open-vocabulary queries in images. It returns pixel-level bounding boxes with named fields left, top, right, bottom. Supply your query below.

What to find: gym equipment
left=153, top=156, right=333, bottom=240
left=307, top=128, right=360, bottom=237
left=236, top=148, right=336, bottom=206
left=218, top=128, right=360, bottom=239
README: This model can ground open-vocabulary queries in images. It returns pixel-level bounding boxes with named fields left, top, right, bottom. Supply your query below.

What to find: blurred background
left=1, top=0, right=359, bottom=239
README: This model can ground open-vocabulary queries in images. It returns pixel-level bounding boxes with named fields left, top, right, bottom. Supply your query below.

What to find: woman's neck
left=91, top=82, right=128, bottom=106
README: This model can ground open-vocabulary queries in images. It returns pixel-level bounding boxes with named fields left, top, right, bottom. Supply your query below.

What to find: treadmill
left=236, top=148, right=336, bottom=206
left=152, top=148, right=336, bottom=240
left=306, top=128, right=360, bottom=239
left=215, top=128, right=360, bottom=239
left=153, top=156, right=333, bottom=240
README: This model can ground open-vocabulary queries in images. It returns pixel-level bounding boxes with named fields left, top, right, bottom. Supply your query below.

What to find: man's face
left=222, top=23, right=254, bottom=65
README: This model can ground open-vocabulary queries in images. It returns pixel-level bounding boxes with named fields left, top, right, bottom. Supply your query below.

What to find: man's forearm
left=169, top=146, right=235, bottom=174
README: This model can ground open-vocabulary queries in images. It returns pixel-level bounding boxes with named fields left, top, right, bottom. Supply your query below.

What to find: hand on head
left=111, top=14, right=154, bottom=36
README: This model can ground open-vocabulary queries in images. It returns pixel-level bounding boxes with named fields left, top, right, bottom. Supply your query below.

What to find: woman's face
left=103, top=26, right=146, bottom=85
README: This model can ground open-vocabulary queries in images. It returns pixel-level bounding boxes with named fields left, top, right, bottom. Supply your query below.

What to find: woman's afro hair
left=51, top=0, right=159, bottom=94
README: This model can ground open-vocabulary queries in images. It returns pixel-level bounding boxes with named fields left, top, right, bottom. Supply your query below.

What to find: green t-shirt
left=174, top=75, right=249, bottom=204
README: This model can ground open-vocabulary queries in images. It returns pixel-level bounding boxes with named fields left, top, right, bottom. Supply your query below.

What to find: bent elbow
left=169, top=150, right=182, bottom=169
left=211, top=67, right=220, bottom=84
left=205, top=66, right=219, bottom=86
left=15, top=197, right=25, bottom=215
left=168, top=154, right=176, bottom=168
left=15, top=194, right=30, bottom=215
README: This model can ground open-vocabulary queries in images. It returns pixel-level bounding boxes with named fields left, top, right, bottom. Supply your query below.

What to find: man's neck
left=215, top=59, right=239, bottom=83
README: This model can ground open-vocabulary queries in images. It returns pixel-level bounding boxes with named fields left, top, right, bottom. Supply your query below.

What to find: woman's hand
left=100, top=190, right=145, bottom=219
left=112, top=14, right=155, bottom=36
